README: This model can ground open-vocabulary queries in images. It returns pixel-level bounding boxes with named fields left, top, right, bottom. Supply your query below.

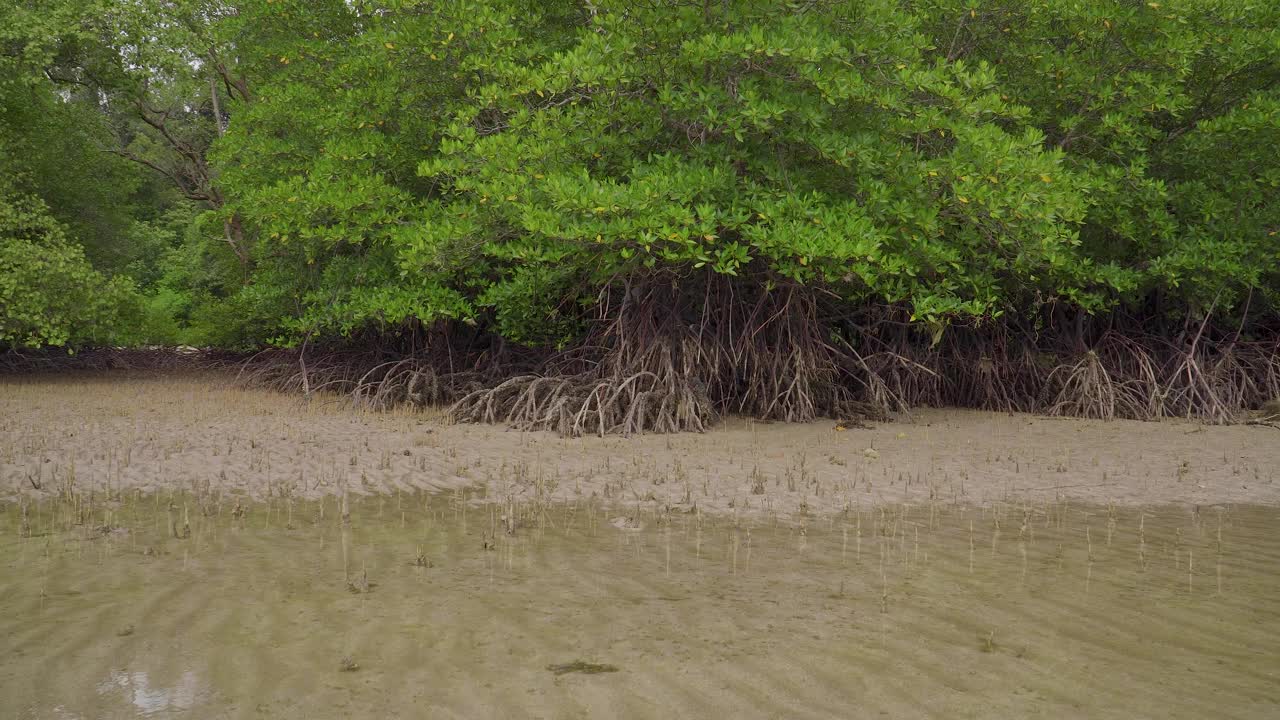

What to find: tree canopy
left=2, top=0, right=1277, bottom=426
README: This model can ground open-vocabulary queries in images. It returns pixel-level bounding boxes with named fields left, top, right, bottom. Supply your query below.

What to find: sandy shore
left=3, top=371, right=1277, bottom=515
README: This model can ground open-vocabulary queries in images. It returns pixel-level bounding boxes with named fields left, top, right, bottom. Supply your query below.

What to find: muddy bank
left=3, top=372, right=1279, bottom=718
left=2, top=372, right=1278, bottom=518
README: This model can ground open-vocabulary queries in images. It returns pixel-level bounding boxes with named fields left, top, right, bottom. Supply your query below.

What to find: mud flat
left=1, top=372, right=1278, bottom=718
left=2, top=371, right=1278, bottom=514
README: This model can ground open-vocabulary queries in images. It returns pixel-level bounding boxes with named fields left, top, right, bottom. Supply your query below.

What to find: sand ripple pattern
left=1, top=492, right=1277, bottom=719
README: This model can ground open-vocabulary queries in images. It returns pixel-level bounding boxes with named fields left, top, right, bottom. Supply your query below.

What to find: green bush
left=3, top=0, right=1277, bottom=424
left=0, top=185, right=144, bottom=349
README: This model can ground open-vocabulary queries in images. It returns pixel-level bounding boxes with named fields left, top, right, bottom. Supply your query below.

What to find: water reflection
left=96, top=669, right=206, bottom=716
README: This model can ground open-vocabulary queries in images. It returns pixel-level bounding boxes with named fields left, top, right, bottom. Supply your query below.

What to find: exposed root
left=230, top=301, right=1280, bottom=432
left=350, top=361, right=486, bottom=411
left=1046, top=351, right=1116, bottom=420
left=236, top=349, right=376, bottom=398
left=1161, top=317, right=1233, bottom=424
left=452, top=279, right=881, bottom=436
left=1046, top=351, right=1136, bottom=420
left=940, top=332, right=1042, bottom=414
left=234, top=334, right=501, bottom=410
left=1045, top=334, right=1161, bottom=421
left=13, top=290, right=1272, bottom=433
left=860, top=349, right=941, bottom=410
left=452, top=369, right=712, bottom=436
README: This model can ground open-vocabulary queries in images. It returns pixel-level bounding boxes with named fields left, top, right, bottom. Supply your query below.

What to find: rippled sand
left=2, top=492, right=1277, bottom=718
left=2, top=372, right=1278, bottom=718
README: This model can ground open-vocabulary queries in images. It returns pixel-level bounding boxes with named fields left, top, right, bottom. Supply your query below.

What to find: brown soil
left=2, top=372, right=1277, bottom=513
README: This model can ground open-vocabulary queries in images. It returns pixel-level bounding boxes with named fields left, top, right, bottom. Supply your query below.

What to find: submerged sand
left=2, top=371, right=1277, bottom=514
left=2, top=372, right=1279, bottom=719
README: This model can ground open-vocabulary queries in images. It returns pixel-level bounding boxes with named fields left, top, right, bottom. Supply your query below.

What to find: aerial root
left=450, top=370, right=712, bottom=437
left=449, top=279, right=879, bottom=436
left=1045, top=334, right=1157, bottom=421
left=224, top=313, right=1280, bottom=431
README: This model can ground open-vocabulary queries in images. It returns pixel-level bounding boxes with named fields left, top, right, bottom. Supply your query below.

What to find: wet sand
left=2, top=372, right=1278, bottom=718
left=2, top=371, right=1277, bottom=513
left=2, top=492, right=1277, bottom=719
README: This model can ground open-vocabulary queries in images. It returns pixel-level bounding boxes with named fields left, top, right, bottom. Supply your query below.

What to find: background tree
left=2, top=0, right=1275, bottom=426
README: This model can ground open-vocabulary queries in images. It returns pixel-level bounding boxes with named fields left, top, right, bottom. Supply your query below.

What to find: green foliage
left=0, top=0, right=188, bottom=347
left=0, top=184, right=143, bottom=349
left=920, top=0, right=1280, bottom=310
left=416, top=0, right=1115, bottom=334
left=1, top=0, right=1277, bottom=352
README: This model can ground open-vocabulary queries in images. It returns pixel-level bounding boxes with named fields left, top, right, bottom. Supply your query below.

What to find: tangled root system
left=1045, top=334, right=1161, bottom=421
left=937, top=328, right=1045, bottom=413
left=451, top=279, right=884, bottom=436
left=27, top=280, right=1269, bottom=435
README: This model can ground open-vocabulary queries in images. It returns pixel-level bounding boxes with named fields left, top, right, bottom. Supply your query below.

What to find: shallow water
left=2, top=492, right=1277, bottom=718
